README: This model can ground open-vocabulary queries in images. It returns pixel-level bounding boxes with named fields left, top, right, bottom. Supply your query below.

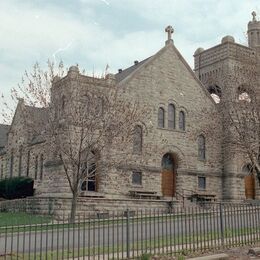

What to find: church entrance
left=245, top=175, right=255, bottom=199
left=161, top=153, right=176, bottom=197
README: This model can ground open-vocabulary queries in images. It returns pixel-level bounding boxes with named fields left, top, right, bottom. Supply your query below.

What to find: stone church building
left=0, top=13, right=260, bottom=208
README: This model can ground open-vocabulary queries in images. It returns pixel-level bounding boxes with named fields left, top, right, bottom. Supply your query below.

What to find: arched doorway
left=243, top=164, right=255, bottom=199
left=161, top=153, right=176, bottom=197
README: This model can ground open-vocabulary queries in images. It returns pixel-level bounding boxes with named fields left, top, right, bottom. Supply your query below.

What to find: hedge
left=0, top=177, right=34, bottom=199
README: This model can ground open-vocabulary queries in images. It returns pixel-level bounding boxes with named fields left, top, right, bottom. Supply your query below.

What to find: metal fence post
left=219, top=203, right=225, bottom=246
left=126, top=208, right=130, bottom=259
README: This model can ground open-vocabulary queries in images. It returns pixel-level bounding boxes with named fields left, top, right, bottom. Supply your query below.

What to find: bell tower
left=194, top=12, right=259, bottom=201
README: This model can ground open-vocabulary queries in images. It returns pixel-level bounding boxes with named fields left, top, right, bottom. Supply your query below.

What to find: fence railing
left=0, top=203, right=260, bottom=259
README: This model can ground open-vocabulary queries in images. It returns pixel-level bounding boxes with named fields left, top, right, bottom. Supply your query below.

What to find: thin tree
left=209, top=61, right=260, bottom=182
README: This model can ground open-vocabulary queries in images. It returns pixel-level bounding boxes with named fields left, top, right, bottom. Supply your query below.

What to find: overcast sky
left=0, top=0, right=259, bottom=123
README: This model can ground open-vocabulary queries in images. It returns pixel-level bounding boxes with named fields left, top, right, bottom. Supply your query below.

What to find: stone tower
left=194, top=12, right=259, bottom=201
left=248, top=11, right=260, bottom=49
left=248, top=11, right=260, bottom=99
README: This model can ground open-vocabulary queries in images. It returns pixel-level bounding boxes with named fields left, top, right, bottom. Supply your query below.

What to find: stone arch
left=159, top=145, right=187, bottom=170
left=237, top=85, right=253, bottom=102
left=207, top=85, right=222, bottom=103
left=204, top=75, right=222, bottom=104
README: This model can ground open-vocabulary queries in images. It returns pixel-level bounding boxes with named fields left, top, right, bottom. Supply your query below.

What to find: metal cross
left=165, top=25, right=174, bottom=41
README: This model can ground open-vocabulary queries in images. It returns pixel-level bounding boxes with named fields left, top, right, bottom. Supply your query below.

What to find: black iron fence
left=0, top=203, right=260, bottom=259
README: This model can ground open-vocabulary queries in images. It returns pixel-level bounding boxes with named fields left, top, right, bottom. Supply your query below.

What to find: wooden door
left=162, top=170, right=175, bottom=197
left=245, top=175, right=255, bottom=199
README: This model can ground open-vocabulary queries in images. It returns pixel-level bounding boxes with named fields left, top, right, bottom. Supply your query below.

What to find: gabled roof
left=0, top=124, right=10, bottom=149
left=116, top=42, right=217, bottom=106
left=115, top=57, right=152, bottom=82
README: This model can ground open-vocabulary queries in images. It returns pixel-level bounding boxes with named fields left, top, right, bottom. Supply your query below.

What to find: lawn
left=0, top=212, right=52, bottom=227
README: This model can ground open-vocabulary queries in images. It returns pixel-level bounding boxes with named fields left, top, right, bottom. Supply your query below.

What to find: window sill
left=132, top=152, right=142, bottom=156
left=131, top=184, right=143, bottom=188
left=157, top=127, right=186, bottom=133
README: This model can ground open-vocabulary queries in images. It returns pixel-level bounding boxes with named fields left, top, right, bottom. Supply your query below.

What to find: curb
left=187, top=253, right=229, bottom=260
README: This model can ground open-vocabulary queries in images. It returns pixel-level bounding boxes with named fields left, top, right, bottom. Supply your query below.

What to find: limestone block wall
left=177, top=171, right=223, bottom=200
left=115, top=44, right=224, bottom=199
left=99, top=167, right=162, bottom=198
left=0, top=196, right=171, bottom=219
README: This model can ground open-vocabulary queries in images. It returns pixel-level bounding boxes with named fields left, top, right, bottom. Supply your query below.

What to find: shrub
left=0, top=177, right=34, bottom=199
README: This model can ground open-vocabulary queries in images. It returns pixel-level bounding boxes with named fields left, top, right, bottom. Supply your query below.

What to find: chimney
left=118, top=69, right=122, bottom=73
left=134, top=60, right=139, bottom=65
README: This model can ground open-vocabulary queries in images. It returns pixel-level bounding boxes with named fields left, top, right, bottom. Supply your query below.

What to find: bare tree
left=209, top=62, right=260, bottom=182
left=1, top=62, right=149, bottom=221
left=1, top=60, right=65, bottom=124
left=50, top=78, right=149, bottom=221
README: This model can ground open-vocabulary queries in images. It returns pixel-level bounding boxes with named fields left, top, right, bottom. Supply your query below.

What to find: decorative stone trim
left=178, top=169, right=223, bottom=177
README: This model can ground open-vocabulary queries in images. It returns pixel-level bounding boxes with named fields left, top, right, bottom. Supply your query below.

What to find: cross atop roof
left=165, top=25, right=174, bottom=41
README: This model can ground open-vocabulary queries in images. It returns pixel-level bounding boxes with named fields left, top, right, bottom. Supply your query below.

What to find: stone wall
left=0, top=196, right=172, bottom=219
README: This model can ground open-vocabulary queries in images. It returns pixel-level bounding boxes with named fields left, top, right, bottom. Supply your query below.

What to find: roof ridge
left=115, top=56, right=153, bottom=82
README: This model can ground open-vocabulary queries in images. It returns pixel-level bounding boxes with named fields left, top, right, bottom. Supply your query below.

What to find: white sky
left=0, top=0, right=259, bottom=123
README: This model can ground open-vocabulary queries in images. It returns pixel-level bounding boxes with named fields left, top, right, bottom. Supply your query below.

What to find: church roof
left=115, top=57, right=152, bottom=82
left=0, top=124, right=10, bottom=149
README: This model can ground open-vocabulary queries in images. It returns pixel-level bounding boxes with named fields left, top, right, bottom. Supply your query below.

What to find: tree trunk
left=70, top=192, right=78, bottom=223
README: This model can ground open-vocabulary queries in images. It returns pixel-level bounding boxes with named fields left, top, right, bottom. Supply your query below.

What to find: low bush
left=0, top=177, right=34, bottom=199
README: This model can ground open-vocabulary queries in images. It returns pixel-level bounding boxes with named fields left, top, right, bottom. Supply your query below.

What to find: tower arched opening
left=208, top=85, right=222, bottom=103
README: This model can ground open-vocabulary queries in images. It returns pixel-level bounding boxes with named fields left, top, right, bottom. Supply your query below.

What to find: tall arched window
left=61, top=95, right=65, bottom=110
left=179, top=111, right=185, bottom=131
left=133, top=125, right=142, bottom=154
left=237, top=86, right=251, bottom=102
left=198, top=135, right=206, bottom=160
left=242, top=164, right=253, bottom=175
left=168, top=104, right=175, bottom=129
left=158, top=107, right=165, bottom=128
left=208, top=85, right=221, bottom=104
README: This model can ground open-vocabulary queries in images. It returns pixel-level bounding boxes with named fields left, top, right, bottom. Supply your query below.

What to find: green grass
left=0, top=212, right=52, bottom=227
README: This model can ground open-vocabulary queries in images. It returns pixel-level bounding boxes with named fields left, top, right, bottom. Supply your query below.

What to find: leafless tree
left=1, top=62, right=150, bottom=221
left=209, top=61, right=260, bottom=182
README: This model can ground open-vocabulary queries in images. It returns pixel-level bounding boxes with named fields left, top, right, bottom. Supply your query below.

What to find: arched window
left=97, top=97, right=104, bottom=115
left=81, top=162, right=97, bottom=192
left=208, top=85, right=221, bottom=103
left=133, top=125, right=142, bottom=154
left=242, top=164, right=253, bottom=175
left=179, top=111, right=185, bottom=131
left=161, top=153, right=174, bottom=171
left=238, top=86, right=251, bottom=102
left=158, top=107, right=165, bottom=128
left=168, top=104, right=175, bottom=129
left=61, top=95, right=65, bottom=110
left=198, top=135, right=206, bottom=160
